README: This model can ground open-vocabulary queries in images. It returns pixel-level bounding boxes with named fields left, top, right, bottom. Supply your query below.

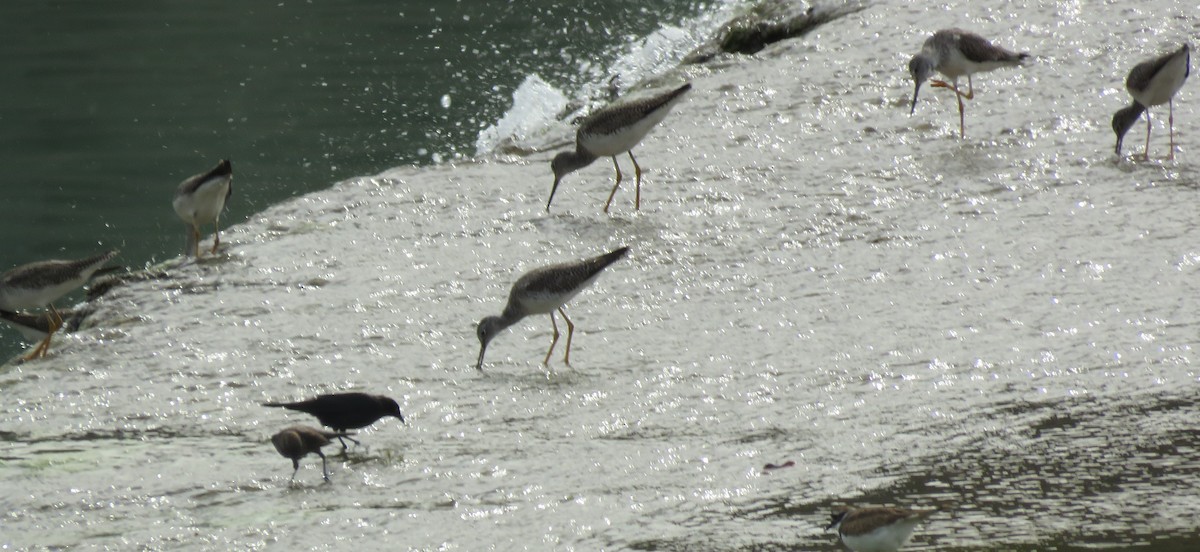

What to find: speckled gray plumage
left=0, top=250, right=119, bottom=293
left=1126, top=44, right=1190, bottom=96
left=578, top=84, right=692, bottom=141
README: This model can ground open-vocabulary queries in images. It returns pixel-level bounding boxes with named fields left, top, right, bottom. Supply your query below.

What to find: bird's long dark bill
left=910, top=82, right=921, bottom=114
left=1114, top=135, right=1124, bottom=156
left=476, top=344, right=488, bottom=371
left=545, top=176, right=561, bottom=212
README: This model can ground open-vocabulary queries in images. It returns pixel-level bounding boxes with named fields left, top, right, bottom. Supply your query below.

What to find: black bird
left=263, top=392, right=405, bottom=449
left=271, top=425, right=353, bottom=482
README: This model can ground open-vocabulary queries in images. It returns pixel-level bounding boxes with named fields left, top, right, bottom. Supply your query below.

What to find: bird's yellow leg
left=930, top=79, right=975, bottom=101
left=49, top=305, right=64, bottom=329
left=543, top=311, right=561, bottom=366
left=28, top=307, right=65, bottom=360
left=22, top=337, right=49, bottom=362
left=603, top=157, right=623, bottom=213
left=558, top=307, right=575, bottom=366
left=628, top=151, right=643, bottom=211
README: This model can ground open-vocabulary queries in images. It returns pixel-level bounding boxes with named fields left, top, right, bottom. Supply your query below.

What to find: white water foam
left=476, top=0, right=748, bottom=157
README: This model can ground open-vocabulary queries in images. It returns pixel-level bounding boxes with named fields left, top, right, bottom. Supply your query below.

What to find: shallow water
left=3, top=0, right=1200, bottom=550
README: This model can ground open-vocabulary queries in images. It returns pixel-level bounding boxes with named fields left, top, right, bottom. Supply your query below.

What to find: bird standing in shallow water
left=0, top=250, right=119, bottom=361
left=827, top=506, right=935, bottom=552
left=173, top=159, right=233, bottom=258
left=263, top=392, right=405, bottom=450
left=271, top=425, right=354, bottom=482
left=909, top=29, right=1030, bottom=138
left=1113, top=44, right=1190, bottom=160
left=547, top=83, right=691, bottom=213
left=476, top=246, right=629, bottom=371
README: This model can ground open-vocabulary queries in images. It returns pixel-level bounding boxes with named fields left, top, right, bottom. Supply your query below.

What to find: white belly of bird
left=173, top=179, right=230, bottom=225
left=0, top=278, right=86, bottom=310
left=1131, top=53, right=1189, bottom=107
left=582, top=108, right=674, bottom=157
left=841, top=521, right=920, bottom=552
left=938, top=47, right=1013, bottom=80
left=519, top=289, right=584, bottom=316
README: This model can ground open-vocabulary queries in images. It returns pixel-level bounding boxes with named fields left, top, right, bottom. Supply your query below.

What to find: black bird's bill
left=545, top=175, right=562, bottom=212
left=910, top=81, right=921, bottom=114
left=476, top=343, right=488, bottom=371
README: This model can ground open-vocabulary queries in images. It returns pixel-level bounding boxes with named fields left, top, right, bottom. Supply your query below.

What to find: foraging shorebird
left=828, top=506, right=935, bottom=552
left=0, top=250, right=119, bottom=361
left=1113, top=44, right=1190, bottom=160
left=173, top=159, right=233, bottom=257
left=271, top=425, right=354, bottom=482
left=547, top=83, right=691, bottom=213
left=263, top=392, right=405, bottom=450
left=909, top=29, right=1030, bottom=138
left=476, top=246, right=629, bottom=370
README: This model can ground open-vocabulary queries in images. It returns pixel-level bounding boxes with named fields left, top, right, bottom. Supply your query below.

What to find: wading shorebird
left=827, top=506, right=935, bottom=552
left=1113, top=44, right=1190, bottom=160
left=547, top=83, right=691, bottom=213
left=909, top=29, right=1030, bottom=138
left=0, top=250, right=119, bottom=361
left=271, top=425, right=354, bottom=482
left=173, top=159, right=233, bottom=257
left=476, top=246, right=629, bottom=371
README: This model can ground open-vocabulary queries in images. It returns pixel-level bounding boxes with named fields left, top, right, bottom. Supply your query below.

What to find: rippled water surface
left=2, top=0, right=1200, bottom=550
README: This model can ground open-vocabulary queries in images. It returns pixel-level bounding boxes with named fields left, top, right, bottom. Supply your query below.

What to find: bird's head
left=908, top=54, right=936, bottom=114
left=827, top=507, right=850, bottom=530
left=547, top=151, right=596, bottom=211
left=475, top=316, right=506, bottom=370
left=382, top=396, right=406, bottom=424
left=1112, top=103, right=1146, bottom=156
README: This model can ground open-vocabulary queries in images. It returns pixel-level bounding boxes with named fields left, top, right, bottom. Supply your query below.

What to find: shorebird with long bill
left=1113, top=44, right=1190, bottom=160
left=909, top=29, right=1030, bottom=138
left=547, top=84, right=691, bottom=213
left=476, top=246, right=629, bottom=371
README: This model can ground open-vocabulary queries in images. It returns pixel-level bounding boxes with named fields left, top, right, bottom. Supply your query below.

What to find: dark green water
left=0, top=0, right=709, bottom=356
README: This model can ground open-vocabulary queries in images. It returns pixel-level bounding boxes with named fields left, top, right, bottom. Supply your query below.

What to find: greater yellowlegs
left=547, top=83, right=691, bottom=213
left=0, top=249, right=119, bottom=360
left=828, top=506, right=936, bottom=552
left=1113, top=44, right=1190, bottom=160
left=173, top=159, right=233, bottom=257
left=909, top=29, right=1030, bottom=138
left=476, top=246, right=629, bottom=370
left=271, top=425, right=353, bottom=482
left=263, top=392, right=405, bottom=449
